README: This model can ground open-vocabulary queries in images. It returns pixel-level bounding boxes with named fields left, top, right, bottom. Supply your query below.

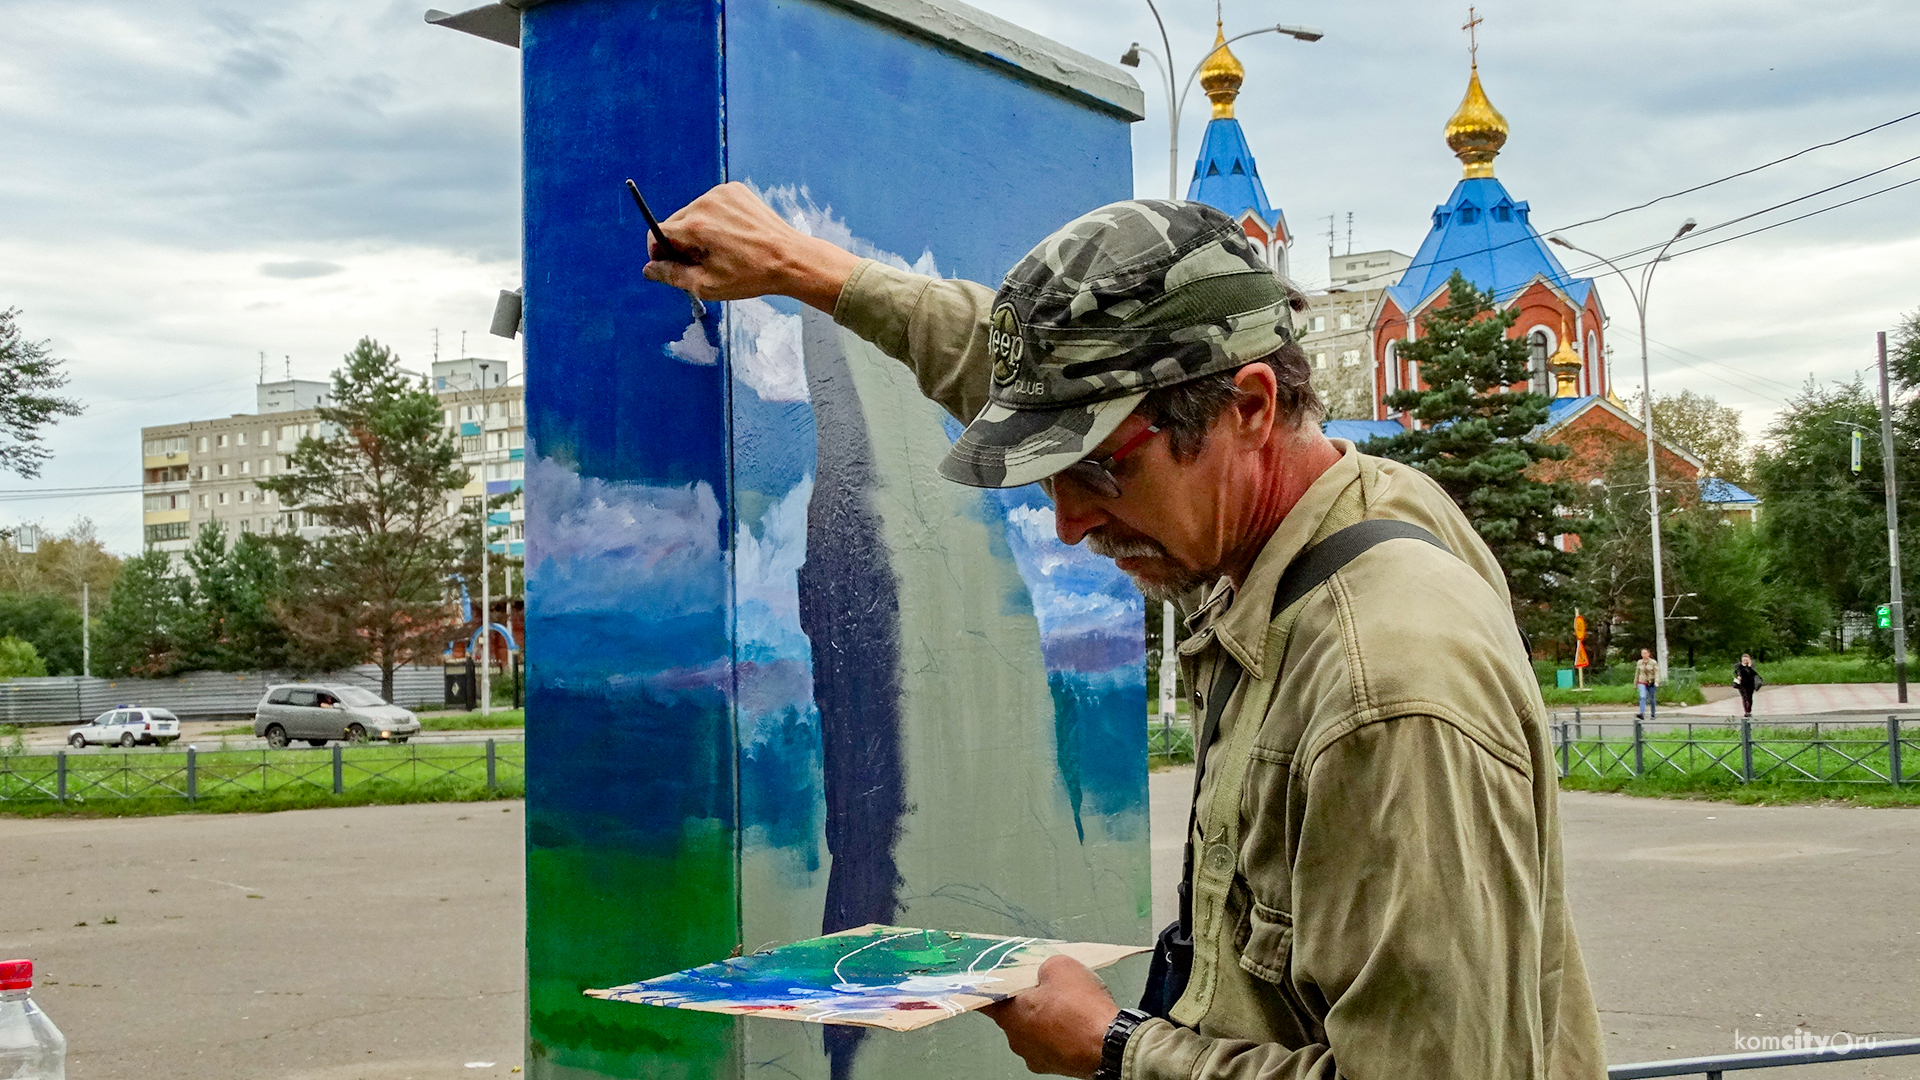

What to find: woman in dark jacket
left=1733, top=654, right=1761, bottom=719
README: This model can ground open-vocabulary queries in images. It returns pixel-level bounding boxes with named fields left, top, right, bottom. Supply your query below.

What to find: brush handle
left=626, top=179, right=695, bottom=264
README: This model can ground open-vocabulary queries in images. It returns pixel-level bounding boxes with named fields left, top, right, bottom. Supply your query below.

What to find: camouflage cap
left=939, top=199, right=1295, bottom=489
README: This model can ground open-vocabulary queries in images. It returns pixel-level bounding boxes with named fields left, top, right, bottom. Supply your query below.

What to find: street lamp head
left=1676, top=218, right=1697, bottom=238
left=1120, top=43, right=1141, bottom=67
left=1547, top=234, right=1572, bottom=248
left=1276, top=23, right=1324, bottom=41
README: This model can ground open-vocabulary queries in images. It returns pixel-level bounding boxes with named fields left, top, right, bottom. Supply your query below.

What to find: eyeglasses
left=1040, top=422, right=1163, bottom=500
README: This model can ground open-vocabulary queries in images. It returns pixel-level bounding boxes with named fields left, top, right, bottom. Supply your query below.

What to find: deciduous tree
left=1630, top=389, right=1752, bottom=486
left=0, top=309, right=83, bottom=477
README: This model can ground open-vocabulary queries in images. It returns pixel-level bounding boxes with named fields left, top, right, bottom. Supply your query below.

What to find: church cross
left=1463, top=6, right=1483, bottom=66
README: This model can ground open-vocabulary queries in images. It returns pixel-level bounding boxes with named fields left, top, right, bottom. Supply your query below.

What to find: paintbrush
left=626, top=179, right=706, bottom=320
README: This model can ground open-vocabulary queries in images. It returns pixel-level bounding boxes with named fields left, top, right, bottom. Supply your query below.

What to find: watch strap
left=1095, top=1008, right=1151, bottom=1080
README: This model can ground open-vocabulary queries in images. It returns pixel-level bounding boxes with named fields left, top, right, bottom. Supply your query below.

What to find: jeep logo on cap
left=988, top=303, right=1025, bottom=386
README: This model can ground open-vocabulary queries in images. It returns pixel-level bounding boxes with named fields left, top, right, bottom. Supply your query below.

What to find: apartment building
left=1298, top=249, right=1411, bottom=420
left=140, top=358, right=524, bottom=566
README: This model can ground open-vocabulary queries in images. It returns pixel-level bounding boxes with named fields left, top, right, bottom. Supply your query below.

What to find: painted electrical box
left=483, top=0, right=1149, bottom=1075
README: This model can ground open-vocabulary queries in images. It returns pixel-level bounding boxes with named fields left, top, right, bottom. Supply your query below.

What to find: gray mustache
left=1086, top=532, right=1167, bottom=561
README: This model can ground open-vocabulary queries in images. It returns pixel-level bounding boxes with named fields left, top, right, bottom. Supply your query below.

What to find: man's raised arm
left=643, top=182, right=996, bottom=424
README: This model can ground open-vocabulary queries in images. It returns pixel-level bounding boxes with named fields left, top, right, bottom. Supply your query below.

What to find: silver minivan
left=252, top=684, right=421, bottom=748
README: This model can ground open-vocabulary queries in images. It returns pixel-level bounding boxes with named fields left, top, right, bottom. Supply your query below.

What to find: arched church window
left=1527, top=327, right=1552, bottom=390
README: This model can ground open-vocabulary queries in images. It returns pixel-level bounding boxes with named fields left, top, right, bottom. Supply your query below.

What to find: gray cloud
left=2, top=0, right=1917, bottom=552
left=259, top=259, right=344, bottom=278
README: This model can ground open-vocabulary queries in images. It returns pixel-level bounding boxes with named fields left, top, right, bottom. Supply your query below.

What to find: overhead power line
left=1326, top=107, right=1920, bottom=292
left=1568, top=172, right=1920, bottom=280
left=1553, top=107, right=1920, bottom=232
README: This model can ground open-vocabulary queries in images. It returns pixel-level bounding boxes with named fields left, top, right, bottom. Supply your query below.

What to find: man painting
left=644, top=185, right=1606, bottom=1080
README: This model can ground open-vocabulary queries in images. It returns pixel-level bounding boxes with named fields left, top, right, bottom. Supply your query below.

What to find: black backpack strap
left=1270, top=519, right=1448, bottom=619
left=1176, top=518, right=1448, bottom=937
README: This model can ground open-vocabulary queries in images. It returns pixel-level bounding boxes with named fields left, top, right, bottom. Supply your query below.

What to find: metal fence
left=1148, top=717, right=1193, bottom=761
left=1610, top=1036, right=1920, bottom=1078
left=0, top=664, right=446, bottom=727
left=1553, top=714, right=1917, bottom=786
left=0, top=737, right=523, bottom=804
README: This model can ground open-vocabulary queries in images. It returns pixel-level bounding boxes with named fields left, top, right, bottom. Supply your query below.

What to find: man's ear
left=1229, top=364, right=1281, bottom=444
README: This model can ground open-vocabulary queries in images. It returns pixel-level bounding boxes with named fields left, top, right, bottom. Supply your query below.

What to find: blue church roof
left=1186, top=117, right=1283, bottom=234
left=1322, top=419, right=1406, bottom=444
left=1386, top=177, right=1593, bottom=315
left=1699, top=477, right=1759, bottom=505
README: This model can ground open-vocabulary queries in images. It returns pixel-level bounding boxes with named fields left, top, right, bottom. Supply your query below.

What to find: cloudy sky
left=2, top=0, right=1917, bottom=552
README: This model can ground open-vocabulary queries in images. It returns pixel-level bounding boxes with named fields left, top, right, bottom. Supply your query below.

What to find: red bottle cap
left=0, top=960, right=30, bottom=991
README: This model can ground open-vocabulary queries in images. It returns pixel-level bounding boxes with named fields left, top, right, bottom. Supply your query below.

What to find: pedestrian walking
left=1635, top=647, right=1659, bottom=721
left=1733, top=654, right=1762, bottom=719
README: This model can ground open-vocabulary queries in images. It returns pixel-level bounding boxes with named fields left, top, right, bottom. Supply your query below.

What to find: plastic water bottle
left=0, top=961, right=64, bottom=1079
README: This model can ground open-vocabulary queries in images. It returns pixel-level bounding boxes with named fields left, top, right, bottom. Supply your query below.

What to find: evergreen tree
left=1363, top=271, right=1577, bottom=624
left=260, top=338, right=468, bottom=700
left=176, top=523, right=309, bottom=672
left=96, top=550, right=182, bottom=677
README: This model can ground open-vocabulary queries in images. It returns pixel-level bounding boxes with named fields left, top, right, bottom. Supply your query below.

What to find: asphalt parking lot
left=0, top=802, right=523, bottom=1080
left=1, top=781, right=1915, bottom=1078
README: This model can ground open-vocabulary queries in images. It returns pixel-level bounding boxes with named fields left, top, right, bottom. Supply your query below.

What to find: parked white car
left=68, top=707, right=182, bottom=748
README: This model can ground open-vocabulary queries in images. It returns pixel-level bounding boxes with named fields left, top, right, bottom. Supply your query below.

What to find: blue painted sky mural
left=521, top=1, right=1145, bottom=1077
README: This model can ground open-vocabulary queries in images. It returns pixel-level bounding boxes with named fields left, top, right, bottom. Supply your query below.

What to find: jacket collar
left=1179, top=440, right=1363, bottom=681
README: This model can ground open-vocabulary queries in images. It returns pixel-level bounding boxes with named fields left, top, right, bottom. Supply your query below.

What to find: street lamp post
left=1119, top=9, right=1322, bottom=199
left=1549, top=221, right=1696, bottom=682
left=1119, top=7, right=1320, bottom=733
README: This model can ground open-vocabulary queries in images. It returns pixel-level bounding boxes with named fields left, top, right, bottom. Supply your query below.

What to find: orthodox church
left=1183, top=24, right=1290, bottom=278
left=1177, top=26, right=1758, bottom=521
left=1367, top=60, right=1611, bottom=421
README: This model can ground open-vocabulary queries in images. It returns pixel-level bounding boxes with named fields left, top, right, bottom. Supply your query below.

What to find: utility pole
left=478, top=362, right=492, bottom=717
left=80, top=582, right=89, bottom=679
left=1879, top=331, right=1907, bottom=702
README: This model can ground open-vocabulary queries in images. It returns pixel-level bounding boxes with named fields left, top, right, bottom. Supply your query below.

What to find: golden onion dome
left=1445, top=65, right=1509, bottom=178
left=1198, top=24, right=1245, bottom=119
left=1549, top=329, right=1584, bottom=398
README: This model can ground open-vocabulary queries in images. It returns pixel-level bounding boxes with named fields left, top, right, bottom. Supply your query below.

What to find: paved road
left=0, top=802, right=523, bottom=1080
left=1150, top=768, right=1920, bottom=1078
left=3, top=783, right=1915, bottom=1078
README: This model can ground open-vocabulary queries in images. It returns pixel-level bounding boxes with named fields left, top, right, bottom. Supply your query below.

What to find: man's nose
left=1049, top=482, right=1108, bottom=546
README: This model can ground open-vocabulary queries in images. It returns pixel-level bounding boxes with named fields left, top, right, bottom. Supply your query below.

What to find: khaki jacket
left=833, top=259, right=1607, bottom=1080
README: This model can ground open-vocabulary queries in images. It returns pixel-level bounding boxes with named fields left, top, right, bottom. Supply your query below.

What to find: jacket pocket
left=1235, top=899, right=1294, bottom=985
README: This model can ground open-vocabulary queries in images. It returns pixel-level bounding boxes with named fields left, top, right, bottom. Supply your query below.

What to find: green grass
left=1728, top=653, right=1900, bottom=685
left=0, top=741, right=523, bottom=817
left=1538, top=683, right=1704, bottom=707
left=1561, top=773, right=1920, bottom=807
left=417, top=708, right=524, bottom=730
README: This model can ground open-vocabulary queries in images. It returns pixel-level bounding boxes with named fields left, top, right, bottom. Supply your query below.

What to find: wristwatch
left=1094, top=1008, right=1152, bottom=1080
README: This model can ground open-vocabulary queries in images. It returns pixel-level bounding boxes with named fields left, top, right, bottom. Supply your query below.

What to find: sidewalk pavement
left=1670, top=682, right=1912, bottom=718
